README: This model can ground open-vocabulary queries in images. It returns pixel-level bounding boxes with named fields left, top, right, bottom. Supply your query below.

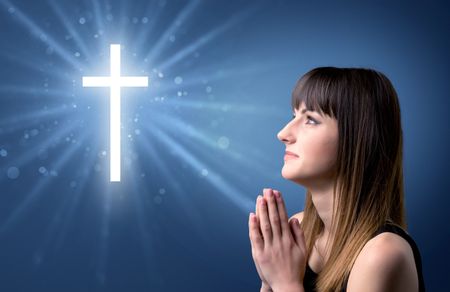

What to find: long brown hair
left=292, top=67, right=406, bottom=291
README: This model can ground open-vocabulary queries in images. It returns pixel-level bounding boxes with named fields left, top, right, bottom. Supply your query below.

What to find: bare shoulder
left=347, top=232, right=419, bottom=292
left=289, top=211, right=304, bottom=223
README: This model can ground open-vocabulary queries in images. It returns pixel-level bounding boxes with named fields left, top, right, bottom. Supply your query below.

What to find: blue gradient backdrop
left=0, top=0, right=449, bottom=291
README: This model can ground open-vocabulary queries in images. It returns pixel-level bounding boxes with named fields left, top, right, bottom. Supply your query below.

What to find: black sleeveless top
left=303, top=222, right=426, bottom=292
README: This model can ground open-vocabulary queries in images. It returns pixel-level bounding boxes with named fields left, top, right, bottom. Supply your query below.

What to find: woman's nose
left=277, top=123, right=295, bottom=143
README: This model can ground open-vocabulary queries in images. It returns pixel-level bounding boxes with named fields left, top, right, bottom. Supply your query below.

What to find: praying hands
left=248, top=188, right=307, bottom=292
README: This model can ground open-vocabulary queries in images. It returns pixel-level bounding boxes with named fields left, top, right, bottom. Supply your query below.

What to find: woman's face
left=277, top=101, right=339, bottom=188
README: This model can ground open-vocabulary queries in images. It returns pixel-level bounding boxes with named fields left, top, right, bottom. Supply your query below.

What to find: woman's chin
left=281, top=165, right=311, bottom=185
left=281, top=166, right=302, bottom=181
left=281, top=165, right=336, bottom=189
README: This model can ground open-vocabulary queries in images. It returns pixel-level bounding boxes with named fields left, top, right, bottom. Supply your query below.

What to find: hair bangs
left=291, top=67, right=340, bottom=119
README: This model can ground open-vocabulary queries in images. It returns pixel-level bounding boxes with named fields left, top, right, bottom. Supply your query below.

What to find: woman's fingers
left=255, top=188, right=288, bottom=244
left=249, top=212, right=264, bottom=250
left=255, top=194, right=259, bottom=219
left=258, top=193, right=273, bottom=243
left=264, top=188, right=282, bottom=238
left=273, top=190, right=290, bottom=236
left=289, top=218, right=306, bottom=250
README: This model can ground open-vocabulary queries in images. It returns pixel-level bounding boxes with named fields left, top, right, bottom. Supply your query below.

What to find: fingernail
left=261, top=198, right=266, bottom=205
left=268, top=189, right=273, bottom=197
left=274, top=190, right=280, bottom=198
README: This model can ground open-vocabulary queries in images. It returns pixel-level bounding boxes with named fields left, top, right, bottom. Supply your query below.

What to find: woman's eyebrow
left=293, top=108, right=307, bottom=114
left=297, top=108, right=312, bottom=114
left=297, top=108, right=324, bottom=117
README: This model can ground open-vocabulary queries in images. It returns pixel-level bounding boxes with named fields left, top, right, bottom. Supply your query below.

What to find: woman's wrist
left=271, top=282, right=304, bottom=292
left=261, top=281, right=304, bottom=292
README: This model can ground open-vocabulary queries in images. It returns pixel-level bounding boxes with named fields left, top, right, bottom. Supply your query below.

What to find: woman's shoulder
left=346, top=231, right=419, bottom=291
left=359, top=231, right=416, bottom=267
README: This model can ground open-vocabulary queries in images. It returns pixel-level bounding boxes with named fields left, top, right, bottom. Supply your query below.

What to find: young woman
left=248, top=67, right=425, bottom=292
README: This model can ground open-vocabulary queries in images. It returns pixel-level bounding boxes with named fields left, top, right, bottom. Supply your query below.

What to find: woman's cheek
left=294, top=133, right=337, bottom=178
left=312, top=133, right=338, bottom=173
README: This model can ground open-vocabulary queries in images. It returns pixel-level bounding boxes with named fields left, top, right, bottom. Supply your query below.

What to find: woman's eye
left=306, top=115, right=317, bottom=124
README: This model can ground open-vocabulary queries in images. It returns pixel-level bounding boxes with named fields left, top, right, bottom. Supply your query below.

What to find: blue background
left=0, top=0, right=449, bottom=291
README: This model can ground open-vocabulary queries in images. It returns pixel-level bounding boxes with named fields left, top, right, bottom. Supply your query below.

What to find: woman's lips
left=284, top=154, right=299, bottom=161
left=284, top=151, right=299, bottom=161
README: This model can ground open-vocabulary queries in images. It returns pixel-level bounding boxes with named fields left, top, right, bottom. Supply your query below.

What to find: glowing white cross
left=82, top=44, right=148, bottom=182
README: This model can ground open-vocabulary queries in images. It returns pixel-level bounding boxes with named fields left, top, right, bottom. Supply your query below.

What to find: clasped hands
left=248, top=188, right=307, bottom=292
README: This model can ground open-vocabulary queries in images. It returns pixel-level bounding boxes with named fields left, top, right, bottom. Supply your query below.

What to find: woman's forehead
left=294, top=101, right=306, bottom=111
left=294, top=101, right=331, bottom=120
left=295, top=101, right=313, bottom=113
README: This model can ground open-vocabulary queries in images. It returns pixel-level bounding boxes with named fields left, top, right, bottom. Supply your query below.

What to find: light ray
left=158, top=6, right=256, bottom=72
left=127, top=161, right=224, bottom=284
left=132, top=0, right=164, bottom=52
left=50, top=140, right=98, bottom=252
left=47, top=0, right=92, bottom=62
left=0, top=104, right=69, bottom=128
left=149, top=111, right=279, bottom=192
left=126, top=167, right=161, bottom=282
left=0, top=50, right=73, bottom=83
left=93, top=186, right=112, bottom=286
left=160, top=99, right=274, bottom=114
left=0, top=130, right=90, bottom=234
left=116, top=0, right=130, bottom=42
left=34, top=135, right=97, bottom=262
left=135, top=128, right=210, bottom=243
left=154, top=62, right=274, bottom=93
left=0, top=85, right=75, bottom=98
left=90, top=0, right=105, bottom=52
left=0, top=0, right=84, bottom=70
left=0, top=120, right=79, bottom=184
left=141, top=122, right=253, bottom=212
left=143, top=0, right=201, bottom=65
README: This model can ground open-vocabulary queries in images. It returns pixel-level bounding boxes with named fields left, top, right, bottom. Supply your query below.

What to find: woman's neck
left=308, top=180, right=337, bottom=253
